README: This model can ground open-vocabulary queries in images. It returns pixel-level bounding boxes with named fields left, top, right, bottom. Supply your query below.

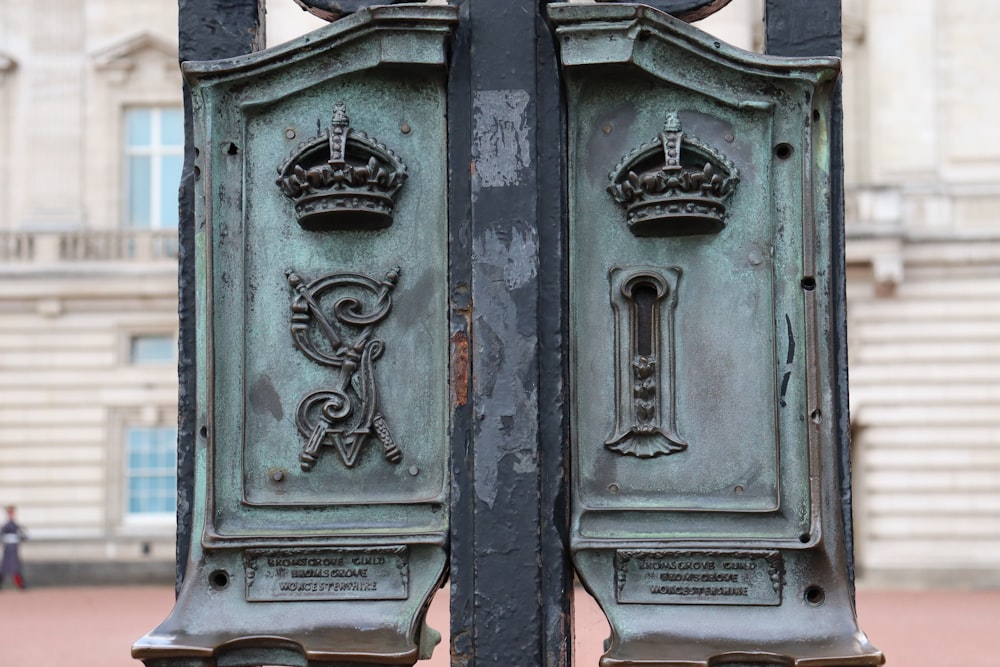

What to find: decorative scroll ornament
left=606, top=266, right=687, bottom=458
left=277, top=102, right=407, bottom=231
left=288, top=267, right=403, bottom=470
left=608, top=112, right=738, bottom=237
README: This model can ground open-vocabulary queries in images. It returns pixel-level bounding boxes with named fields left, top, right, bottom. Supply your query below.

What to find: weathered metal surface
left=134, top=6, right=456, bottom=666
left=550, top=2, right=882, bottom=665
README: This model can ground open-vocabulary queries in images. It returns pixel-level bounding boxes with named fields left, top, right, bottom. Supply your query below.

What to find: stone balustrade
left=0, top=228, right=178, bottom=264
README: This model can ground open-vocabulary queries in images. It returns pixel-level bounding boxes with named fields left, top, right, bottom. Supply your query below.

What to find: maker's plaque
left=615, top=550, right=783, bottom=606
left=244, top=547, right=409, bottom=602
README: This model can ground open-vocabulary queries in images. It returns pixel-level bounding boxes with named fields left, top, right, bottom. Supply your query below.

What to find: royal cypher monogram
left=288, top=267, right=403, bottom=470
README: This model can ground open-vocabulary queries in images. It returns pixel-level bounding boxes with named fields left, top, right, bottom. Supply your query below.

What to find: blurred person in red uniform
left=1, top=505, right=27, bottom=590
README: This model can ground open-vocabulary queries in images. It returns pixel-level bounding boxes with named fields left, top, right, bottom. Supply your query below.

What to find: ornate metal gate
left=134, top=2, right=882, bottom=666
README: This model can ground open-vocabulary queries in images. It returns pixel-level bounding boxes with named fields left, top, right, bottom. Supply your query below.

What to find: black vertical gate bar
left=175, top=0, right=266, bottom=591
left=763, top=0, right=853, bottom=582
left=536, top=6, right=573, bottom=667
left=449, top=0, right=572, bottom=665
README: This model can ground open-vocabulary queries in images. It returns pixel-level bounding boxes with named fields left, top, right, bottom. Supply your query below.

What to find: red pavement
left=0, top=585, right=996, bottom=666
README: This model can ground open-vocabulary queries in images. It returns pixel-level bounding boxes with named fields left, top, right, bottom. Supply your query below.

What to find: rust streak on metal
left=451, top=330, right=470, bottom=408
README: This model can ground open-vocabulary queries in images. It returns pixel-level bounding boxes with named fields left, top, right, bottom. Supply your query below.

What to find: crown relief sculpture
left=608, top=112, right=739, bottom=237
left=277, top=102, right=407, bottom=231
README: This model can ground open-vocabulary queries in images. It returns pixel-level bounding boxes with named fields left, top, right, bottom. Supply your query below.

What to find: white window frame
left=123, top=107, right=183, bottom=229
left=122, top=424, right=178, bottom=525
left=128, top=332, right=177, bottom=365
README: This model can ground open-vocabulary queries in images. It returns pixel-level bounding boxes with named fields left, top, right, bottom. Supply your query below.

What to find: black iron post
left=448, top=2, right=572, bottom=665
left=175, top=0, right=266, bottom=591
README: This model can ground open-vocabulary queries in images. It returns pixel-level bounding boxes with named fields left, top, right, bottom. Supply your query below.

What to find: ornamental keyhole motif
left=288, top=267, right=403, bottom=470
left=606, top=266, right=687, bottom=458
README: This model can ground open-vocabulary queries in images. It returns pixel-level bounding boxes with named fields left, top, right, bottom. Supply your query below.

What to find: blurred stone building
left=0, top=0, right=318, bottom=583
left=0, top=0, right=996, bottom=586
left=841, top=0, right=1000, bottom=587
left=0, top=0, right=183, bottom=581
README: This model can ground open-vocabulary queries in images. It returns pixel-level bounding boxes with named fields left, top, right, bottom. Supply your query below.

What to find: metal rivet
left=734, top=485, right=744, bottom=495
left=608, top=483, right=620, bottom=494
left=602, top=124, right=613, bottom=135
left=725, top=133, right=735, bottom=143
left=285, top=128, right=296, bottom=140
left=271, top=470, right=285, bottom=482
left=408, top=465, right=420, bottom=476
left=401, top=123, right=411, bottom=134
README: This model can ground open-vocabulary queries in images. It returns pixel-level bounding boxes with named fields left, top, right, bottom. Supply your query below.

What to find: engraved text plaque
left=615, top=550, right=783, bottom=606
left=245, top=547, right=409, bottom=602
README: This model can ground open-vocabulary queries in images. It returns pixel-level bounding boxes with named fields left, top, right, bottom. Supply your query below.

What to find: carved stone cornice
left=92, top=32, right=177, bottom=84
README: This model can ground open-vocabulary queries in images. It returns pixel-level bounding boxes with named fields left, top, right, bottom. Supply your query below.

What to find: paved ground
left=0, top=585, right=997, bottom=666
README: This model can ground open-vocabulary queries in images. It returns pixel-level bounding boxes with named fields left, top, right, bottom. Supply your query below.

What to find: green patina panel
left=561, top=6, right=822, bottom=541
left=133, top=7, right=456, bottom=667
left=217, top=69, right=449, bottom=518
left=552, top=4, right=882, bottom=666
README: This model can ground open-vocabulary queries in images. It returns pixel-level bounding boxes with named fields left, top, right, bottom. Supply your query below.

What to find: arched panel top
left=548, top=2, right=838, bottom=110
left=181, top=4, right=457, bottom=91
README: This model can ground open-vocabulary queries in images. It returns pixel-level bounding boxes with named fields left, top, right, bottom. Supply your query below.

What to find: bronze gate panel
left=552, top=4, right=883, bottom=665
left=134, top=7, right=456, bottom=666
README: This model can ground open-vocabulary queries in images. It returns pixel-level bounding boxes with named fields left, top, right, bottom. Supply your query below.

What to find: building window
left=125, top=107, right=183, bottom=228
left=125, top=426, right=177, bottom=516
left=130, top=334, right=175, bottom=364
